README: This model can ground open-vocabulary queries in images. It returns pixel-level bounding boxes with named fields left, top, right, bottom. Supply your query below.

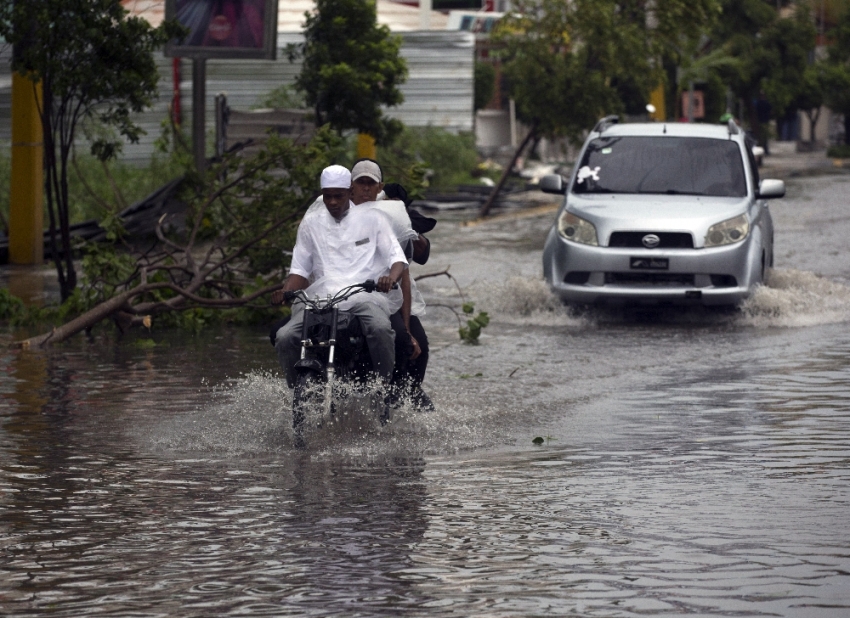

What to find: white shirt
left=357, top=198, right=425, bottom=316
left=303, top=195, right=426, bottom=315
left=306, top=195, right=417, bottom=243
left=289, top=203, right=408, bottom=313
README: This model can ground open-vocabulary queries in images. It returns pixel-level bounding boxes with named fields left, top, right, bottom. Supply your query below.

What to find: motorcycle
left=281, top=280, right=394, bottom=447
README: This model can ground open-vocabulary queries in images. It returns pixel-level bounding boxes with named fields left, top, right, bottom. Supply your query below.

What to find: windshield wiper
left=575, top=187, right=619, bottom=194
left=662, top=189, right=706, bottom=196
left=634, top=189, right=706, bottom=196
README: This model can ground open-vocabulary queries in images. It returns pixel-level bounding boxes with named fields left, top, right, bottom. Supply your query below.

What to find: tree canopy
left=0, top=0, right=182, bottom=301
left=287, top=0, right=408, bottom=144
left=492, top=0, right=722, bottom=143
left=478, top=0, right=720, bottom=215
left=824, top=3, right=850, bottom=144
left=696, top=1, right=829, bottom=138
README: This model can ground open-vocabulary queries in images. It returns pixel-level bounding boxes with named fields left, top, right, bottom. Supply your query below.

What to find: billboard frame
left=164, top=0, right=279, bottom=60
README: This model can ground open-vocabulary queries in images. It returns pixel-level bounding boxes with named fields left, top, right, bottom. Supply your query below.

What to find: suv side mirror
left=758, top=178, right=785, bottom=199
left=539, top=174, right=566, bottom=194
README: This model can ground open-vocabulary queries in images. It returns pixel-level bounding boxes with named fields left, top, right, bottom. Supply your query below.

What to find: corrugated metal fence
left=0, top=31, right=474, bottom=165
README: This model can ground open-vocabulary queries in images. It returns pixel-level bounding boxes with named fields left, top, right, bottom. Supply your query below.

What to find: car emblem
left=642, top=233, right=661, bottom=248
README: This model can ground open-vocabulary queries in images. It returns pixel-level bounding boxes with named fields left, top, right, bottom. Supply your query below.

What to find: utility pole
left=192, top=58, right=207, bottom=174
left=8, top=62, right=44, bottom=265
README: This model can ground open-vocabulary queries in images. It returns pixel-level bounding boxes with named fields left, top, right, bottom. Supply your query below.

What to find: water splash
left=468, top=271, right=850, bottom=330
left=468, top=277, right=586, bottom=327
left=148, top=370, right=512, bottom=460
left=147, top=371, right=291, bottom=455
left=741, top=269, right=850, bottom=328
left=146, top=269, right=850, bottom=459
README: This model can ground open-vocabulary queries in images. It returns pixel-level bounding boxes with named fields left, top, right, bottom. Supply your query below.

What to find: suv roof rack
left=593, top=115, right=620, bottom=134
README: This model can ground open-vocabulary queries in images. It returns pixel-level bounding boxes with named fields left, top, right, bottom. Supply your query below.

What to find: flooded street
left=2, top=174, right=850, bottom=616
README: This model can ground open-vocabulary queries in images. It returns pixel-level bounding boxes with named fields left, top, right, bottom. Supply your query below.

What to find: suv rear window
left=572, top=136, right=747, bottom=197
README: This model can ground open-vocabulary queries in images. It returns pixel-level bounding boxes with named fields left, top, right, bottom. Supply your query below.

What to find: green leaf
left=474, top=312, right=490, bottom=327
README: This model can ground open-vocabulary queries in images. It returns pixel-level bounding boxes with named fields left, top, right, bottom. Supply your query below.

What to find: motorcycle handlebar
left=277, top=280, right=394, bottom=310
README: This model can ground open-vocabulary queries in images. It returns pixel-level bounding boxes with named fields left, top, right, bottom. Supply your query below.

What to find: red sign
left=681, top=91, right=705, bottom=120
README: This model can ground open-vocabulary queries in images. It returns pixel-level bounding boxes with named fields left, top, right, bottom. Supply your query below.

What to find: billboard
left=165, top=0, right=278, bottom=60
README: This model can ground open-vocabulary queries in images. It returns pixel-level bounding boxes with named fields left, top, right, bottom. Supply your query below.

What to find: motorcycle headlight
left=557, top=211, right=598, bottom=246
left=704, top=214, right=749, bottom=247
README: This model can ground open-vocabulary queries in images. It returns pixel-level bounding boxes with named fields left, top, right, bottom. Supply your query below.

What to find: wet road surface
left=1, top=174, right=850, bottom=616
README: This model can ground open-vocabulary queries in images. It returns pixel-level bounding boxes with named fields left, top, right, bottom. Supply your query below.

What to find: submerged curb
left=460, top=203, right=559, bottom=227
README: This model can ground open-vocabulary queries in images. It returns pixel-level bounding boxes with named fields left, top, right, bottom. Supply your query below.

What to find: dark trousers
left=407, top=315, right=429, bottom=388
left=276, top=301, right=395, bottom=387
left=271, top=311, right=429, bottom=387
left=389, top=312, right=429, bottom=389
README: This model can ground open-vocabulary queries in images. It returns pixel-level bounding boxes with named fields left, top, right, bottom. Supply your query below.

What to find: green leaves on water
left=459, top=302, right=490, bottom=344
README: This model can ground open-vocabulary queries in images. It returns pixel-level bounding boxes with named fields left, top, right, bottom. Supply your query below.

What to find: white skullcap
left=320, top=165, right=351, bottom=189
left=351, top=160, right=382, bottom=183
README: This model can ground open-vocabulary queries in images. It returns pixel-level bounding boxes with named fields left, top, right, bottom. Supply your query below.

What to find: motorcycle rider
left=271, top=165, right=408, bottom=392
left=349, top=159, right=435, bottom=411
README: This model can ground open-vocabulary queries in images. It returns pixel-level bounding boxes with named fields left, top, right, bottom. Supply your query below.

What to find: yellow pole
left=9, top=72, right=44, bottom=265
left=356, top=133, right=377, bottom=160
left=649, top=84, right=667, bottom=121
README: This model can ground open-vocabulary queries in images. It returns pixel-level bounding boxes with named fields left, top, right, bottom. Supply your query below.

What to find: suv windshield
left=572, top=136, right=747, bottom=197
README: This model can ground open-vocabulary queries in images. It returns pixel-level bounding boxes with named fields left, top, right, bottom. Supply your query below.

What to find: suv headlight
left=558, top=211, right=598, bottom=246
left=705, top=214, right=749, bottom=247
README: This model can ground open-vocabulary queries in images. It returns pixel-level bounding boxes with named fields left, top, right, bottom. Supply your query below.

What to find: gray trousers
left=275, top=299, right=396, bottom=387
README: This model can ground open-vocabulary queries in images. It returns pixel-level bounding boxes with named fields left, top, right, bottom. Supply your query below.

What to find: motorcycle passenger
left=271, top=165, right=408, bottom=393
left=350, top=158, right=435, bottom=412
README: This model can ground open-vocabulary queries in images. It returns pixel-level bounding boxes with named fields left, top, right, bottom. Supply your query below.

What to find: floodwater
left=2, top=174, right=850, bottom=616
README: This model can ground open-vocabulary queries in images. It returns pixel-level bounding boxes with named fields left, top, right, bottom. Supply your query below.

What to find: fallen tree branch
left=478, top=122, right=539, bottom=218
left=427, top=303, right=464, bottom=329
left=414, top=266, right=466, bottom=304
left=14, top=285, right=147, bottom=349
left=413, top=266, right=451, bottom=281
left=12, top=281, right=287, bottom=349
left=11, top=128, right=338, bottom=350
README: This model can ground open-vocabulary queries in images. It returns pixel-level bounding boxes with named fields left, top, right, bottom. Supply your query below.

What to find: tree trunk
left=478, top=125, right=538, bottom=218
left=41, top=84, right=78, bottom=301
left=13, top=281, right=287, bottom=350
left=845, top=112, right=850, bottom=146
left=14, top=286, right=145, bottom=349
left=58, top=142, right=76, bottom=299
left=807, top=109, right=820, bottom=145
left=42, top=87, right=68, bottom=296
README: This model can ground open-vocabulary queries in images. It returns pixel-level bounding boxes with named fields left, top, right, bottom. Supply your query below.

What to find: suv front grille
left=605, top=272, right=695, bottom=286
left=608, top=231, right=694, bottom=249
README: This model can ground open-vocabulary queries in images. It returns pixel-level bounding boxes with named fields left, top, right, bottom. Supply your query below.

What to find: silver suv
left=541, top=118, right=785, bottom=307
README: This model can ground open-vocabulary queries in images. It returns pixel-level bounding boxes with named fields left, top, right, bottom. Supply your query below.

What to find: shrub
left=66, top=150, right=188, bottom=224
left=379, top=126, right=480, bottom=191
left=827, top=144, right=850, bottom=158
left=254, top=84, right=306, bottom=110
left=0, top=141, right=189, bottom=230
left=0, top=288, right=24, bottom=321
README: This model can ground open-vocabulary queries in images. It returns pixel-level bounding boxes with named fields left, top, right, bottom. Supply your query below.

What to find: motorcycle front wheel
left=292, top=371, right=323, bottom=448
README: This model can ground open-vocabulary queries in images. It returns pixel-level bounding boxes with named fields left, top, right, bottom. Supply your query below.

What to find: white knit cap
left=320, top=165, right=351, bottom=189
left=351, top=160, right=382, bottom=183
